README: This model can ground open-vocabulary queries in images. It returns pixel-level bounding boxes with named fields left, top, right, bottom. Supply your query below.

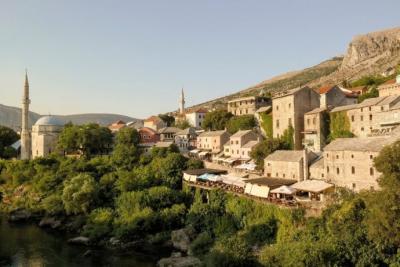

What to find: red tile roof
left=317, top=85, right=334, bottom=94
left=145, top=116, right=161, bottom=123
left=382, top=78, right=396, bottom=85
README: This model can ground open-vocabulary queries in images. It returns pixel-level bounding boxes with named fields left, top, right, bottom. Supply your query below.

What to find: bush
left=83, top=208, right=114, bottom=240
left=189, top=232, right=214, bottom=256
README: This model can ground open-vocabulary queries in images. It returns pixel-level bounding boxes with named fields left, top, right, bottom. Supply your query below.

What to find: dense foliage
left=250, top=138, right=284, bottom=170
left=202, top=110, right=233, bottom=131
left=260, top=112, right=273, bottom=138
left=329, top=111, right=354, bottom=140
left=174, top=119, right=191, bottom=129
left=0, top=126, right=19, bottom=159
left=226, top=115, right=256, bottom=134
left=2, top=121, right=400, bottom=266
left=358, top=86, right=379, bottom=103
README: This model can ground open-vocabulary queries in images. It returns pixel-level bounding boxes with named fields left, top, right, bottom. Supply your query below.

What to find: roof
left=292, top=180, right=334, bottom=193
left=310, top=157, right=324, bottom=169
left=199, top=130, right=229, bottom=137
left=265, top=150, right=304, bottom=162
left=176, top=127, right=198, bottom=136
left=324, top=128, right=400, bottom=152
left=183, top=168, right=228, bottom=176
left=109, top=120, right=126, bottom=130
left=380, top=78, right=396, bottom=86
left=272, top=86, right=309, bottom=99
left=270, top=185, right=297, bottom=195
left=228, top=96, right=258, bottom=103
left=186, top=108, right=208, bottom=114
left=34, top=116, right=64, bottom=126
left=231, top=130, right=254, bottom=138
left=255, top=106, right=272, bottom=113
left=244, top=177, right=296, bottom=188
left=154, top=141, right=174, bottom=148
left=158, top=127, right=180, bottom=134
left=305, top=107, right=327, bottom=115
left=145, top=116, right=162, bottom=123
left=317, top=85, right=335, bottom=94
left=242, top=140, right=259, bottom=149
left=139, top=127, right=158, bottom=134
left=330, top=95, right=400, bottom=113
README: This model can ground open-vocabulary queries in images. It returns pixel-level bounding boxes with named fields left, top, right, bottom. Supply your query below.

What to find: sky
left=0, top=0, right=399, bottom=119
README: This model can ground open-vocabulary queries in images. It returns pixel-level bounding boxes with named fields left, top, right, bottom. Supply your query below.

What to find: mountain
left=0, top=103, right=138, bottom=131
left=191, top=27, right=400, bottom=110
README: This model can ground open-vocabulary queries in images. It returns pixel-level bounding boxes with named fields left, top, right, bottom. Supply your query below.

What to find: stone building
left=223, top=130, right=260, bottom=161
left=227, top=96, right=270, bottom=116
left=330, top=95, right=400, bottom=138
left=272, top=87, right=320, bottom=149
left=317, top=85, right=358, bottom=108
left=322, top=132, right=400, bottom=191
left=158, top=127, right=180, bottom=142
left=185, top=108, right=208, bottom=128
left=108, top=120, right=126, bottom=133
left=264, top=150, right=317, bottom=181
left=138, top=127, right=160, bottom=153
left=175, top=127, right=198, bottom=152
left=197, top=130, right=230, bottom=154
left=31, top=116, right=64, bottom=159
left=377, top=75, right=400, bottom=97
left=302, top=107, right=329, bottom=153
left=144, top=116, right=167, bottom=131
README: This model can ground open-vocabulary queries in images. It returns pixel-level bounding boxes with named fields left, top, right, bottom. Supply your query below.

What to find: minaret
left=20, top=70, right=31, bottom=160
left=179, top=88, right=185, bottom=114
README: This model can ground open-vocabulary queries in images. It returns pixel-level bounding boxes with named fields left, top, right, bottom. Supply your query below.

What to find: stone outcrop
left=171, top=228, right=196, bottom=252
left=39, top=217, right=62, bottom=229
left=157, top=253, right=202, bottom=267
left=8, top=209, right=31, bottom=222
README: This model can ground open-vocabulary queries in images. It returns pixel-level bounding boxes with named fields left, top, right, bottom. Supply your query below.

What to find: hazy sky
left=1, top=0, right=399, bottom=119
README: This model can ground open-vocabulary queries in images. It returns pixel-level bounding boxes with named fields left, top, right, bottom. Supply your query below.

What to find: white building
left=185, top=108, right=208, bottom=128
left=31, top=116, right=64, bottom=158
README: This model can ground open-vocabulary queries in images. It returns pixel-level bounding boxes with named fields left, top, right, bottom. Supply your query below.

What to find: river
left=0, top=217, right=159, bottom=267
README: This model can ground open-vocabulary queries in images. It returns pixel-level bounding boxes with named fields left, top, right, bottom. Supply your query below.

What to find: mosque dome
left=34, top=116, right=65, bottom=126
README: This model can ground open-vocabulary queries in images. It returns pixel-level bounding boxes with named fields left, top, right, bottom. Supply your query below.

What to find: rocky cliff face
left=341, top=28, right=400, bottom=69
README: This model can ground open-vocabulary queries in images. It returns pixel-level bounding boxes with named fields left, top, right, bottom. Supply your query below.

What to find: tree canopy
left=0, top=126, right=19, bottom=159
left=226, top=115, right=256, bottom=134
left=202, top=110, right=233, bottom=131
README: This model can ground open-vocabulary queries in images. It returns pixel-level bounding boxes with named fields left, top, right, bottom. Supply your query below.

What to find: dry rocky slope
left=191, top=27, right=400, bottom=110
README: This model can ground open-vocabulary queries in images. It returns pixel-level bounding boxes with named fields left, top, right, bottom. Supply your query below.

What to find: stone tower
left=179, top=88, right=185, bottom=114
left=20, top=70, right=31, bottom=160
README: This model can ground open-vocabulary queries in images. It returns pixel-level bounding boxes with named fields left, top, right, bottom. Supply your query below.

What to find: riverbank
left=0, top=215, right=162, bottom=267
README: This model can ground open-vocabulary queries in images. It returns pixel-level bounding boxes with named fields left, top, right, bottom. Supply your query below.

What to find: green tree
left=250, top=139, right=283, bottom=169
left=329, top=112, right=354, bottom=140
left=83, top=208, right=114, bottom=240
left=62, top=173, right=98, bottom=215
left=358, top=87, right=379, bottom=103
left=226, top=115, right=256, bottom=134
left=174, top=119, right=191, bottom=129
left=0, top=126, right=19, bottom=159
left=280, top=124, right=294, bottom=150
left=158, top=114, right=175, bottom=127
left=202, top=110, right=233, bottom=131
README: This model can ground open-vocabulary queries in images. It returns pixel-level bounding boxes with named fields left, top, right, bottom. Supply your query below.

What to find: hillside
left=191, top=27, right=400, bottom=110
left=0, top=103, right=138, bottom=131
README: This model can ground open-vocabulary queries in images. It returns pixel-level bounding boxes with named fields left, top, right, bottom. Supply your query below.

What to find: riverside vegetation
left=0, top=124, right=400, bottom=266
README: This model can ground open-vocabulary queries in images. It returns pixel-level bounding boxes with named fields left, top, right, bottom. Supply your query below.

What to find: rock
left=171, top=228, right=195, bottom=252
left=39, top=217, right=62, bottom=229
left=8, top=209, right=31, bottom=222
left=109, top=237, right=121, bottom=246
left=157, top=256, right=202, bottom=267
left=83, top=250, right=92, bottom=257
left=171, top=252, right=182, bottom=258
left=68, top=236, right=90, bottom=246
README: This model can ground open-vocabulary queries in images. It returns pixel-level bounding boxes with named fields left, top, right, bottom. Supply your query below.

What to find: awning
left=198, top=173, right=222, bottom=182
left=270, top=185, right=297, bottom=195
left=190, top=149, right=200, bottom=154
left=220, top=175, right=246, bottom=188
left=291, top=180, right=334, bottom=193
left=199, top=151, right=210, bottom=157
left=234, top=162, right=257, bottom=171
left=223, top=157, right=237, bottom=164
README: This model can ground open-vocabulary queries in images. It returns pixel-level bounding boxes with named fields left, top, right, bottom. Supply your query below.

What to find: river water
left=0, top=217, right=158, bottom=267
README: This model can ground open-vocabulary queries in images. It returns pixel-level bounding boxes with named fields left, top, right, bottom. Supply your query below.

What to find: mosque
left=20, top=72, right=65, bottom=160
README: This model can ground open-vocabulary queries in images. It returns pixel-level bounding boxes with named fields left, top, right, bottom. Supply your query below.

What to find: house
left=197, top=130, right=231, bottom=154
left=108, top=120, right=126, bottom=133
left=144, top=116, right=167, bottom=131
left=302, top=107, right=329, bottom=153
left=330, top=95, right=400, bottom=138
left=175, top=127, right=198, bottom=152
left=223, top=130, right=260, bottom=162
left=138, top=127, right=160, bottom=153
left=317, top=85, right=358, bottom=108
left=127, top=120, right=144, bottom=130
left=228, top=96, right=270, bottom=116
left=272, top=87, right=320, bottom=149
left=158, top=127, right=180, bottom=142
left=377, top=75, right=400, bottom=96
left=185, top=108, right=208, bottom=128
left=264, top=150, right=318, bottom=181
left=321, top=131, right=400, bottom=192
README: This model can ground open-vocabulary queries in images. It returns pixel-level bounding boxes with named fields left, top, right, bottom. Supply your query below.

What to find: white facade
left=186, top=110, right=207, bottom=128
left=31, top=116, right=64, bottom=158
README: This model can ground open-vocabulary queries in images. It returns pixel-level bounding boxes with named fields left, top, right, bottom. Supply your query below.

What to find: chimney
left=303, top=148, right=309, bottom=181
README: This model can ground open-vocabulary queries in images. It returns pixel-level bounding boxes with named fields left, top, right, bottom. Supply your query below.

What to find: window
left=276, top=120, right=279, bottom=128
left=326, top=153, right=329, bottom=158
left=351, top=166, right=355, bottom=174
left=336, top=168, right=340, bottom=174
left=361, top=127, right=364, bottom=131
left=276, top=105, right=279, bottom=111
left=289, top=103, right=291, bottom=108
left=360, top=115, right=363, bottom=121
left=370, top=168, right=374, bottom=176
left=312, top=117, right=316, bottom=125
left=231, top=141, right=233, bottom=145
left=361, top=108, right=363, bottom=112
left=369, top=114, right=373, bottom=121
left=336, top=155, right=339, bottom=159
left=369, top=107, right=372, bottom=111
left=267, top=163, right=270, bottom=166
left=352, top=183, right=356, bottom=190
left=307, top=118, right=310, bottom=125
left=276, top=173, right=278, bottom=177
left=381, top=106, right=384, bottom=111
left=369, top=155, right=373, bottom=159
left=351, top=115, right=354, bottom=122
left=351, top=154, right=354, bottom=158
left=237, top=150, right=239, bottom=154
left=327, top=166, right=329, bottom=173
left=236, top=141, right=239, bottom=145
